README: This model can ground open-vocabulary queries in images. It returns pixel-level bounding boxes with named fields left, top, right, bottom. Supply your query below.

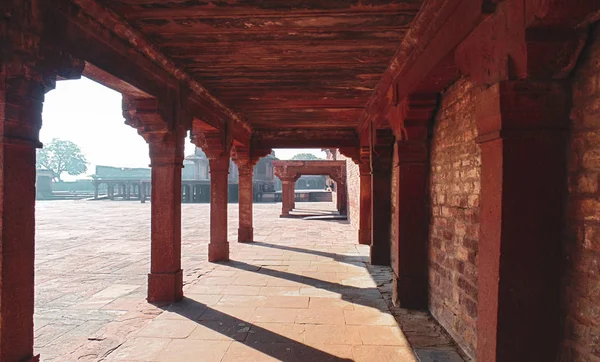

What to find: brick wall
left=345, top=155, right=360, bottom=230
left=428, top=78, right=481, bottom=358
left=561, top=24, right=600, bottom=361
left=390, top=142, right=399, bottom=276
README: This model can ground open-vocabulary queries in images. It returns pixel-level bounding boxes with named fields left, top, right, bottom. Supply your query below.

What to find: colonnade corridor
left=33, top=201, right=461, bottom=361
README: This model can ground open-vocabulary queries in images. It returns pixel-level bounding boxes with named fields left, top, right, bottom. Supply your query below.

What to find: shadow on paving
left=223, top=259, right=389, bottom=312
left=164, top=297, right=353, bottom=362
left=289, top=208, right=338, bottom=214
left=250, top=242, right=366, bottom=267
left=235, top=243, right=467, bottom=362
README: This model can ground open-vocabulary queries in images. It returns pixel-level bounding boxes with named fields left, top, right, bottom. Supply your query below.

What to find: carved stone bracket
left=455, top=0, right=593, bottom=86
left=1, top=44, right=83, bottom=150
left=122, top=96, right=186, bottom=165
left=232, top=145, right=272, bottom=170
left=388, top=94, right=437, bottom=142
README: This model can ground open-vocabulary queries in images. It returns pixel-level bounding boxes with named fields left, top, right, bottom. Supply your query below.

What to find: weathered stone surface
left=562, top=24, right=600, bottom=362
left=33, top=201, right=466, bottom=361
left=428, top=78, right=481, bottom=358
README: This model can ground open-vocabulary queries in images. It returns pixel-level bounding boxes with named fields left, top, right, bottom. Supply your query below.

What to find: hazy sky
left=41, top=77, right=326, bottom=179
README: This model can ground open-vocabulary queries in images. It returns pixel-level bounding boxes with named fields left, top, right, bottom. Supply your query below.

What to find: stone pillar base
left=209, top=242, right=230, bottom=262
left=370, top=244, right=390, bottom=266
left=358, top=229, right=371, bottom=245
left=147, top=269, right=183, bottom=304
left=238, top=227, right=254, bottom=243
left=392, top=273, right=428, bottom=310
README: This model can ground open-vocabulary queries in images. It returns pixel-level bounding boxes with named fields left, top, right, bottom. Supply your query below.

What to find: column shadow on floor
left=164, top=297, right=353, bottom=362
left=224, top=260, right=389, bottom=312
left=249, top=242, right=367, bottom=267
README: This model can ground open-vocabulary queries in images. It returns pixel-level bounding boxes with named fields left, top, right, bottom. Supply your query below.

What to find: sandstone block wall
left=562, top=24, right=600, bottom=361
left=428, top=78, right=481, bottom=358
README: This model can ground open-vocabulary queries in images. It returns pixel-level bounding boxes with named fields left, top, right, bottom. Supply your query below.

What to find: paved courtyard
left=34, top=201, right=459, bottom=362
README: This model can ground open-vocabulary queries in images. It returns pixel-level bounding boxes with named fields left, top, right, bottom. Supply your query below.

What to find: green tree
left=291, top=153, right=321, bottom=160
left=36, top=139, right=88, bottom=182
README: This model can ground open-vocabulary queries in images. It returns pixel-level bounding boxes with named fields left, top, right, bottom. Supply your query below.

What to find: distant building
left=91, top=148, right=277, bottom=202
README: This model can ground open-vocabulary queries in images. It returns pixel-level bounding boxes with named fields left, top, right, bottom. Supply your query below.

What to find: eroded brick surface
left=428, top=78, right=481, bottom=358
left=562, top=24, right=600, bottom=362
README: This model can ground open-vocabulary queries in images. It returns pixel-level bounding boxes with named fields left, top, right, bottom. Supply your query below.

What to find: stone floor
left=34, top=201, right=464, bottom=361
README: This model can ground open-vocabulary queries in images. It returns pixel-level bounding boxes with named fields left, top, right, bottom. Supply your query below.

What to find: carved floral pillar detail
left=192, top=125, right=232, bottom=261
left=124, top=96, right=188, bottom=303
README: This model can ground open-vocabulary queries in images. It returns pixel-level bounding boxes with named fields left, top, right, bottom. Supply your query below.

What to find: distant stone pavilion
left=88, top=148, right=327, bottom=203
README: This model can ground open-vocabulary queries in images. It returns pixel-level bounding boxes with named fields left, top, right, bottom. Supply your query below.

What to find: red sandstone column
left=280, top=177, right=292, bottom=217
left=208, top=155, right=230, bottom=261
left=475, top=81, right=567, bottom=362
left=290, top=177, right=297, bottom=210
left=370, top=131, right=394, bottom=265
left=237, top=165, right=254, bottom=242
left=358, top=163, right=372, bottom=245
left=0, top=65, right=45, bottom=362
left=337, top=180, right=347, bottom=215
left=393, top=141, right=429, bottom=309
left=147, top=135, right=184, bottom=303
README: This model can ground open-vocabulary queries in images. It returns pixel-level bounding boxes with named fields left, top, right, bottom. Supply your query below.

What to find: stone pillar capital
left=474, top=80, right=569, bottom=144
left=123, top=96, right=188, bottom=167
left=208, top=156, right=230, bottom=173
left=191, top=116, right=233, bottom=162
left=279, top=175, right=295, bottom=184
left=232, top=145, right=272, bottom=171
left=238, top=165, right=253, bottom=174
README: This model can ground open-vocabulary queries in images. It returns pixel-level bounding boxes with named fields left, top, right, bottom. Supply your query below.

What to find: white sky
left=41, top=77, right=325, bottom=180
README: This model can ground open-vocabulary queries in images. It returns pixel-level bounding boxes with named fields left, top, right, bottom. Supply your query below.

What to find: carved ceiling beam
left=357, top=0, right=496, bottom=133
left=44, top=0, right=251, bottom=145
left=359, top=0, right=599, bottom=136
left=455, top=0, right=597, bottom=86
left=252, top=129, right=359, bottom=149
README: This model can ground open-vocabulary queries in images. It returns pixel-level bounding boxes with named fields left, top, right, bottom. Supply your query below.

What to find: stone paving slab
left=34, top=201, right=463, bottom=361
